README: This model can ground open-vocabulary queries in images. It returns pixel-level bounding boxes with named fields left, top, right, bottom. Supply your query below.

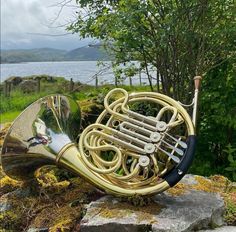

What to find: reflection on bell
left=1, top=95, right=81, bottom=180
left=1, top=87, right=198, bottom=196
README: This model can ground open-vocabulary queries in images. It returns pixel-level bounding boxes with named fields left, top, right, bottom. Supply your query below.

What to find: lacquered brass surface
left=59, top=146, right=170, bottom=196
left=1, top=95, right=81, bottom=180
left=77, top=88, right=195, bottom=195
left=1, top=88, right=196, bottom=196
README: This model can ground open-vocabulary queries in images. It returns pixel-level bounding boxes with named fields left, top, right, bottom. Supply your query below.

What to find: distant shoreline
left=1, top=47, right=111, bottom=64
left=1, top=60, right=111, bottom=65
left=0, top=60, right=116, bottom=85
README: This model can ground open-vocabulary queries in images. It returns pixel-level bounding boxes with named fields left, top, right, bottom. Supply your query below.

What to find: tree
left=68, top=0, right=235, bottom=102
left=191, top=59, right=236, bottom=178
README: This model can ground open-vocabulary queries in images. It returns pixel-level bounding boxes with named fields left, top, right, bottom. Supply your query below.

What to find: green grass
left=0, top=111, right=21, bottom=124
left=0, top=77, right=68, bottom=113
left=1, top=91, right=46, bottom=113
left=0, top=76, right=152, bottom=124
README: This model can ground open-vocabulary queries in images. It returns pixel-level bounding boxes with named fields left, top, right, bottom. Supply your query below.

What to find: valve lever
left=165, top=133, right=187, bottom=149
left=158, top=147, right=180, bottom=163
left=161, top=139, right=184, bottom=156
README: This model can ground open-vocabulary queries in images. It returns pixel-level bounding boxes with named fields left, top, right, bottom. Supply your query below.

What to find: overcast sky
left=1, top=0, right=92, bottom=50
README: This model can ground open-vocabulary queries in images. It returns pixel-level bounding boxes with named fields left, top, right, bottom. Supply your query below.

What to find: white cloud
left=1, top=0, right=90, bottom=50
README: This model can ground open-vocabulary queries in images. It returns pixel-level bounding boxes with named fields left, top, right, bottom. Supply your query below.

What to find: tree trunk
left=129, top=77, right=132, bottom=87
left=115, top=76, right=118, bottom=87
left=139, top=70, right=142, bottom=86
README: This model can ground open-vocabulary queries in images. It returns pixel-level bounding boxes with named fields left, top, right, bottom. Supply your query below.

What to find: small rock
left=0, top=188, right=31, bottom=212
left=19, top=80, right=37, bottom=93
left=179, top=174, right=198, bottom=185
left=5, top=76, right=22, bottom=86
left=0, top=199, right=11, bottom=212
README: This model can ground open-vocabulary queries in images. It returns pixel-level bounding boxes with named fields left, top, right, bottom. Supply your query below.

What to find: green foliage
left=69, top=0, right=235, bottom=101
left=129, top=101, right=159, bottom=117
left=101, top=150, right=116, bottom=162
left=191, top=60, right=236, bottom=180
left=224, top=144, right=236, bottom=181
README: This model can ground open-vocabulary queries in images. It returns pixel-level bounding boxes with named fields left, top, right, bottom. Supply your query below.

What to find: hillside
left=65, top=46, right=110, bottom=61
left=0, top=46, right=110, bottom=63
left=0, top=48, right=66, bottom=63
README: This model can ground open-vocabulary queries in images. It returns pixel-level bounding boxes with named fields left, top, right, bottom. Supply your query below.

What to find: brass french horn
left=1, top=77, right=201, bottom=196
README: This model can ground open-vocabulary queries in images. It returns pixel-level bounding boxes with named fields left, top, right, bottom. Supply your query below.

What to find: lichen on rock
left=166, top=174, right=236, bottom=226
left=35, top=165, right=71, bottom=194
left=0, top=162, right=97, bottom=231
left=0, top=123, right=11, bottom=147
left=166, top=183, right=187, bottom=196
left=0, top=173, right=23, bottom=196
left=98, top=200, right=162, bottom=223
left=30, top=204, right=82, bottom=232
left=79, top=98, right=104, bottom=129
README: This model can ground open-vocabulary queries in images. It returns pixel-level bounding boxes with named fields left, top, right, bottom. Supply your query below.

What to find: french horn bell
left=1, top=77, right=201, bottom=196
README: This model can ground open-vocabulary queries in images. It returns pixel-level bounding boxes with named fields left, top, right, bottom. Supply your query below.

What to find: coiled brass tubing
left=78, top=88, right=195, bottom=192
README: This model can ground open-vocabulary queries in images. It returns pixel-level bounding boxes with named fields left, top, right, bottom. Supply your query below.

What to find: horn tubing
left=58, top=145, right=170, bottom=196
left=1, top=88, right=197, bottom=196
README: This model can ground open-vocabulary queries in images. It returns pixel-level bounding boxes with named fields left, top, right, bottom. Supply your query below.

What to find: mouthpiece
left=194, top=76, right=202, bottom=90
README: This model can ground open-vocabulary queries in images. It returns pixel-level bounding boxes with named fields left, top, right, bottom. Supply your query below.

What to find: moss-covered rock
left=35, top=166, right=71, bottom=194
left=0, top=173, right=23, bottom=196
left=0, top=159, right=97, bottom=231
left=30, top=204, right=82, bottom=232
left=0, top=165, right=97, bottom=231
left=0, top=123, right=11, bottom=147
left=166, top=174, right=236, bottom=225
left=79, top=98, right=104, bottom=130
left=224, top=192, right=236, bottom=226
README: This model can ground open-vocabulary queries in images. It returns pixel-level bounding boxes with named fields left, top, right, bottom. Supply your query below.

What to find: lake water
left=1, top=61, right=149, bottom=85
